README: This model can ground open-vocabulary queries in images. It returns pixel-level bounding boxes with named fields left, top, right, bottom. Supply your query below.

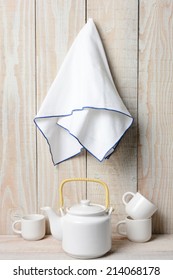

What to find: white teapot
left=41, top=178, right=113, bottom=259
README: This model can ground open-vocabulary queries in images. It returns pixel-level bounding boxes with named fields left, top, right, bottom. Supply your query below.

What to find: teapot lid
left=67, top=200, right=106, bottom=216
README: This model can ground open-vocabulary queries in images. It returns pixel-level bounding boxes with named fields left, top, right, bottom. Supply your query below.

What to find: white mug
left=12, top=214, right=45, bottom=241
left=116, top=216, right=152, bottom=242
left=122, top=192, right=157, bottom=219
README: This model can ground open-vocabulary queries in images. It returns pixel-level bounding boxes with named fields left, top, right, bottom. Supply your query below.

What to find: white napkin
left=34, top=18, right=133, bottom=165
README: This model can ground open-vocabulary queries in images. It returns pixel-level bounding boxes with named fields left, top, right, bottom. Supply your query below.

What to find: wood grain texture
left=138, top=0, right=173, bottom=233
left=86, top=0, right=138, bottom=235
left=36, top=0, right=87, bottom=217
left=0, top=0, right=173, bottom=235
left=0, top=0, right=36, bottom=234
left=0, top=234, right=173, bottom=259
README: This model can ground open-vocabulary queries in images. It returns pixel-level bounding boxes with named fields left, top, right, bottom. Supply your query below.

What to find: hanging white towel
left=34, top=18, right=133, bottom=165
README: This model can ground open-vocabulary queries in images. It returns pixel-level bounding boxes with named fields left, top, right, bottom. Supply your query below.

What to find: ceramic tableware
left=41, top=178, right=113, bottom=259
left=122, top=192, right=157, bottom=219
left=116, top=216, right=152, bottom=242
left=12, top=214, right=45, bottom=241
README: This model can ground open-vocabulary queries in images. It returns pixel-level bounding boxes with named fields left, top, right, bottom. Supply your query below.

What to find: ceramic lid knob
left=80, top=200, right=90, bottom=206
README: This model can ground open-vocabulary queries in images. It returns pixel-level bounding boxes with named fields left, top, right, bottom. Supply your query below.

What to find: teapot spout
left=41, top=206, right=63, bottom=240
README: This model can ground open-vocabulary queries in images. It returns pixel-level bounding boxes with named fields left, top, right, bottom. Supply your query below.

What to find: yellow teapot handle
left=59, top=178, right=110, bottom=209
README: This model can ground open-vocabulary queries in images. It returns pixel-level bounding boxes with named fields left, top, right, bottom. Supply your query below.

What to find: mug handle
left=122, top=192, right=135, bottom=205
left=116, top=220, right=127, bottom=236
left=12, top=220, right=22, bottom=234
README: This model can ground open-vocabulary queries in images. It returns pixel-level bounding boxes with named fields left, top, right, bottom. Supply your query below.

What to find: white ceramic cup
left=122, top=192, right=157, bottom=219
left=12, top=214, right=45, bottom=241
left=116, top=216, right=152, bottom=242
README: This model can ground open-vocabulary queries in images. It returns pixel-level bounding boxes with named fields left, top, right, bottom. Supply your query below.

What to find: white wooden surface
left=138, top=0, right=173, bottom=233
left=0, top=235, right=172, bottom=260
left=0, top=0, right=36, bottom=234
left=0, top=0, right=173, bottom=235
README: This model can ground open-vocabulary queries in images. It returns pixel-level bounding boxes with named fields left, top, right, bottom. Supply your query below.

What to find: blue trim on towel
left=34, top=106, right=133, bottom=119
left=34, top=118, right=83, bottom=165
left=34, top=106, right=133, bottom=165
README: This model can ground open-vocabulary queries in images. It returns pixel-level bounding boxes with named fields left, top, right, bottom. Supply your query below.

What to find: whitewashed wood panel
left=36, top=0, right=87, bottom=216
left=1, top=0, right=173, bottom=235
left=138, top=0, right=173, bottom=233
left=0, top=0, right=36, bottom=233
left=86, top=0, right=138, bottom=235
left=1, top=234, right=173, bottom=259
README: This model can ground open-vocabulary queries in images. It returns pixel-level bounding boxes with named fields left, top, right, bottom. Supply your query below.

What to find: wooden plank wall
left=138, top=0, right=173, bottom=233
left=0, top=0, right=173, bottom=235
left=0, top=0, right=37, bottom=234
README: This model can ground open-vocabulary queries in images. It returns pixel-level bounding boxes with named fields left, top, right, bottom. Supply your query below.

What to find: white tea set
left=12, top=178, right=157, bottom=259
left=116, top=191, right=157, bottom=243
